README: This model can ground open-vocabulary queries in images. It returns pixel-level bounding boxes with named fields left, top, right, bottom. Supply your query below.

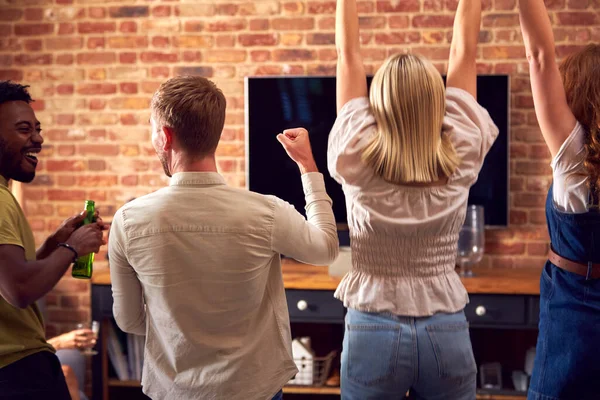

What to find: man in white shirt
left=108, top=76, right=339, bottom=400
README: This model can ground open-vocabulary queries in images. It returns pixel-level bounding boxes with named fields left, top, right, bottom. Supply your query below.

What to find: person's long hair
left=559, top=44, right=600, bottom=205
left=363, top=53, right=459, bottom=184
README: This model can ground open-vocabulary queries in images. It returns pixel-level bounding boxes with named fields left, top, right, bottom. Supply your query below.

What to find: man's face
left=150, top=116, right=171, bottom=178
left=0, top=101, right=43, bottom=183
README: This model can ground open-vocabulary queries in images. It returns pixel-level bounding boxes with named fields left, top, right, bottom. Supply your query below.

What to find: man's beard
left=158, top=152, right=171, bottom=178
left=0, top=138, right=35, bottom=183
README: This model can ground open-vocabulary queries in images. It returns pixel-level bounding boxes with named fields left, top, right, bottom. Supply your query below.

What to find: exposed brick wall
left=1, top=0, right=598, bottom=335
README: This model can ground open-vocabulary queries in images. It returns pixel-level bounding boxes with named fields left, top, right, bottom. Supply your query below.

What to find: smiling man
left=0, top=81, right=106, bottom=399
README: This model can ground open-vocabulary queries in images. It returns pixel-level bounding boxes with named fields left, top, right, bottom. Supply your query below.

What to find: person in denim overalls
left=518, top=1, right=600, bottom=399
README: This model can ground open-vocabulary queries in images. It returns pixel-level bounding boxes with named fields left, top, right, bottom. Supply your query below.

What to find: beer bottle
left=72, top=200, right=96, bottom=279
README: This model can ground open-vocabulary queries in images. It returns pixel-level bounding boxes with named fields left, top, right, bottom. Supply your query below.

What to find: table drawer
left=286, top=290, right=344, bottom=323
left=465, top=295, right=527, bottom=326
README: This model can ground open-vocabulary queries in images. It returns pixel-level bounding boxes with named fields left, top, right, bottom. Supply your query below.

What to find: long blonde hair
left=362, top=53, right=460, bottom=184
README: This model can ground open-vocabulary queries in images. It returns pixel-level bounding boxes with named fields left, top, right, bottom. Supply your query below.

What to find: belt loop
left=586, top=261, right=593, bottom=281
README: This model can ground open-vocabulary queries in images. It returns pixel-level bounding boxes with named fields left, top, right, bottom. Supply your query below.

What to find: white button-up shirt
left=108, top=172, right=338, bottom=400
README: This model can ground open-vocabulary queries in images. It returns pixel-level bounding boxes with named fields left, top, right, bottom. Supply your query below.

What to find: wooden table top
left=92, top=259, right=542, bottom=295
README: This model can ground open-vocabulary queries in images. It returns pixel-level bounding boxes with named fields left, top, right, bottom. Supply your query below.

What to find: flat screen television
left=245, top=75, right=510, bottom=240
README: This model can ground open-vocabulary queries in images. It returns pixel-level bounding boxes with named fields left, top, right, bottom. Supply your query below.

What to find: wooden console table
left=91, top=260, right=542, bottom=400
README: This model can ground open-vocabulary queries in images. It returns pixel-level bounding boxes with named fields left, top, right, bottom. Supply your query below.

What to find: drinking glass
left=457, top=205, right=485, bottom=277
left=76, top=320, right=100, bottom=356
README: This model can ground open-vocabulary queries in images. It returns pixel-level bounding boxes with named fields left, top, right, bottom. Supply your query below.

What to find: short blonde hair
left=151, top=75, right=226, bottom=157
left=363, top=53, right=459, bottom=184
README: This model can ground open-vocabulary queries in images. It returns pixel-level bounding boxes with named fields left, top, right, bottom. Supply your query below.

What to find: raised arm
left=335, top=0, right=367, bottom=112
left=446, top=0, right=481, bottom=98
left=518, top=0, right=576, bottom=157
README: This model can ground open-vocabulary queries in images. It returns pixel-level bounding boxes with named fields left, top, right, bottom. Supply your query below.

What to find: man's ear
left=161, top=126, right=174, bottom=152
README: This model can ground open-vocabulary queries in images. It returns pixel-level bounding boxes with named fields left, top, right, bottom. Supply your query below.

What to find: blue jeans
left=528, top=263, right=600, bottom=400
left=272, top=390, right=283, bottom=400
left=341, top=308, right=476, bottom=400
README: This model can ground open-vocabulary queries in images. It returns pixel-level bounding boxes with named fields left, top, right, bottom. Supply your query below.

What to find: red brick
left=119, top=83, right=138, bottom=94
left=47, top=160, right=85, bottom=172
left=216, top=4, right=239, bottom=15
left=45, top=37, right=83, bottom=51
left=308, top=1, right=335, bottom=13
left=527, top=176, right=552, bottom=192
left=174, top=36, right=213, bottom=48
left=108, top=98, right=150, bottom=110
left=483, top=13, right=520, bottom=27
left=513, top=127, right=544, bottom=143
left=556, top=12, right=598, bottom=25
left=57, top=54, right=74, bottom=65
left=272, top=17, right=314, bottom=30
left=0, top=25, right=10, bottom=37
left=545, top=0, right=566, bottom=8
left=109, top=6, right=149, bottom=19
left=553, top=28, right=590, bottom=42
left=108, top=36, right=148, bottom=49
left=87, top=37, right=105, bottom=49
left=359, top=16, right=386, bottom=29
left=77, top=52, right=116, bottom=65
left=21, top=39, right=39, bottom=51
left=122, top=175, right=139, bottom=186
left=424, top=0, right=444, bottom=11
left=0, top=9, right=23, bottom=21
left=305, top=33, right=334, bottom=46
left=206, top=19, right=246, bottom=32
left=141, top=51, right=178, bottom=63
left=89, top=7, right=106, bottom=19
left=205, top=50, right=246, bottom=63
left=376, top=32, right=422, bottom=45
left=56, top=83, right=74, bottom=95
left=251, top=50, right=271, bottom=62
left=273, top=49, right=316, bottom=62
left=283, top=1, right=305, bottom=14
left=529, top=210, right=547, bottom=225
left=14, top=54, right=52, bottom=66
left=15, top=23, right=54, bottom=35
left=239, top=34, right=278, bottom=46
left=58, top=23, right=74, bottom=35
left=151, top=66, right=170, bottom=78
left=413, top=15, right=454, bottom=28
left=119, top=21, right=137, bottom=33
left=485, top=241, right=526, bottom=255
left=389, top=15, right=410, bottom=29
left=119, top=52, right=137, bottom=64
left=216, top=35, right=236, bottom=48
left=514, top=192, right=547, bottom=207
left=175, top=4, right=216, bottom=17
left=527, top=242, right=549, bottom=256
left=77, top=83, right=117, bottom=95
left=250, top=18, right=269, bottom=31
left=56, top=114, right=75, bottom=125
left=78, top=144, right=120, bottom=156
left=152, top=5, right=171, bottom=17
left=318, top=17, right=335, bottom=30
left=318, top=49, right=337, bottom=61
left=495, top=0, right=517, bottom=9
left=516, top=161, right=550, bottom=176
left=89, top=99, right=107, bottom=110
left=76, top=175, right=117, bottom=187
left=482, top=45, right=526, bottom=59
left=377, top=0, right=420, bottom=12
left=152, top=36, right=170, bottom=48
left=529, top=144, right=551, bottom=159
left=24, top=8, right=44, bottom=21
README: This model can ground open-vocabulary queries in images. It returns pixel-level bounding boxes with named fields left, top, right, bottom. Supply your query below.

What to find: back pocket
left=346, top=324, right=401, bottom=386
left=426, top=322, right=476, bottom=384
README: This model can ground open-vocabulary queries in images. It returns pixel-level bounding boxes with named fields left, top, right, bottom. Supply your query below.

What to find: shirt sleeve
left=327, top=97, right=377, bottom=189
left=443, top=87, right=500, bottom=185
left=0, top=191, right=24, bottom=249
left=271, top=172, right=339, bottom=265
left=109, top=208, right=146, bottom=336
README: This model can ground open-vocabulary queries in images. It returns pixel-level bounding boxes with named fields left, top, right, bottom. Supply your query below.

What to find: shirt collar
left=169, top=172, right=227, bottom=187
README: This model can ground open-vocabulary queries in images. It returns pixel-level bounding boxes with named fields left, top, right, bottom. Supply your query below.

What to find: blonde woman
left=517, top=0, right=600, bottom=398
left=328, top=0, right=499, bottom=397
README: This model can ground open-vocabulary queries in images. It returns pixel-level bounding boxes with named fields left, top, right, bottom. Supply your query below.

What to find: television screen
left=245, top=75, right=509, bottom=229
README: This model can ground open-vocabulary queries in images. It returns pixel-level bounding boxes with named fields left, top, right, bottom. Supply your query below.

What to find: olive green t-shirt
left=0, top=176, right=54, bottom=368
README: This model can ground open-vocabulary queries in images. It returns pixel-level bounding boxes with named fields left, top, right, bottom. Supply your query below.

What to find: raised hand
left=277, top=128, right=318, bottom=174
left=66, top=221, right=106, bottom=257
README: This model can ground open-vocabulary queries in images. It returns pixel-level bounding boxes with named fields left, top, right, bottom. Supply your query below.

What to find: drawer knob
left=297, top=300, right=308, bottom=311
left=475, top=306, right=486, bottom=316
